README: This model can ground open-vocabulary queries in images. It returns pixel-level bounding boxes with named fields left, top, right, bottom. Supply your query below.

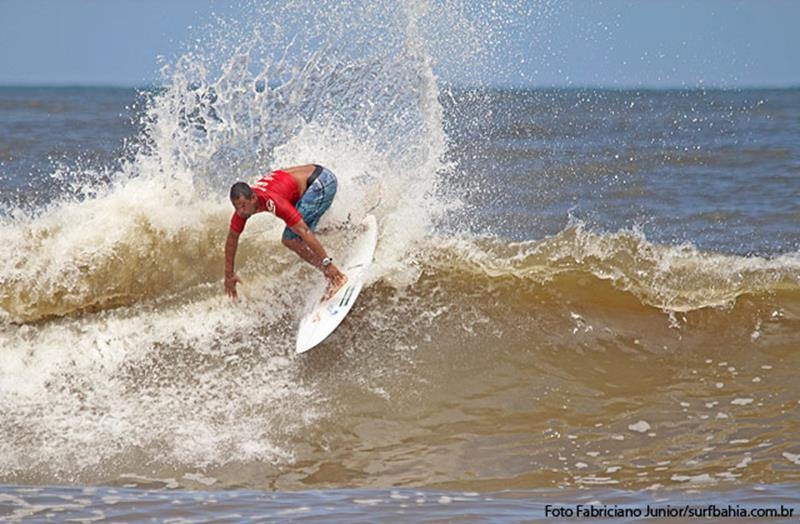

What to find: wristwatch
left=321, top=256, right=333, bottom=268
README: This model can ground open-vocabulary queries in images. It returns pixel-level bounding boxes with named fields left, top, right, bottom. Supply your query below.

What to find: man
left=224, top=164, right=347, bottom=300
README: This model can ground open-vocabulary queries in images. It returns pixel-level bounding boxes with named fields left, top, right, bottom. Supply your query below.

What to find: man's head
left=230, top=182, right=258, bottom=219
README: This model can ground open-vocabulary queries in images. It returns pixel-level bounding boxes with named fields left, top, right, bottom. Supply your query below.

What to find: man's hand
left=225, top=273, right=241, bottom=300
left=322, top=264, right=348, bottom=301
left=224, top=229, right=241, bottom=299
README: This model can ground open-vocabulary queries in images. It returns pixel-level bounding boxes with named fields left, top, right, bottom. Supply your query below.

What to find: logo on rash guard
left=253, top=174, right=274, bottom=191
left=253, top=175, right=276, bottom=214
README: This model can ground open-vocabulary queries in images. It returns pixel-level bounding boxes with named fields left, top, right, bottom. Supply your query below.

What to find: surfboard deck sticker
left=295, top=215, right=378, bottom=353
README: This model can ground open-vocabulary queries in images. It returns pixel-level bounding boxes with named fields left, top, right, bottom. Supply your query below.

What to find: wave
left=3, top=213, right=797, bottom=483
left=430, top=224, right=800, bottom=313
left=3, top=206, right=798, bottom=325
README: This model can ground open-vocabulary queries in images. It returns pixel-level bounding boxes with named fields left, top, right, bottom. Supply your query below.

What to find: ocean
left=1, top=2, right=799, bottom=522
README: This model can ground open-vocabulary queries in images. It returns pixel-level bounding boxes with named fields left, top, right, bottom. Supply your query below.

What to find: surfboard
left=295, top=214, right=378, bottom=353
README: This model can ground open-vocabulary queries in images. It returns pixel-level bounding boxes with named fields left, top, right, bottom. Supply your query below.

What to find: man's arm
left=224, top=228, right=241, bottom=299
left=289, top=220, right=347, bottom=299
left=289, top=220, right=329, bottom=266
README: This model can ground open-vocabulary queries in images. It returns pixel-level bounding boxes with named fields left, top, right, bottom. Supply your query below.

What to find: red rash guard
left=230, top=170, right=302, bottom=233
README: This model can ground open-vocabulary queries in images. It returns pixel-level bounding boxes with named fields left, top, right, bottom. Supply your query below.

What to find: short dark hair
left=229, top=182, right=253, bottom=200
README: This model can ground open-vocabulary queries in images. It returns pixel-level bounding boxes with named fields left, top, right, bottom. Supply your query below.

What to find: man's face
left=232, top=194, right=258, bottom=219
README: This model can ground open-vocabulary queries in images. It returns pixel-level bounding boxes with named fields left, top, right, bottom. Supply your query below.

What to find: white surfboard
left=295, top=215, right=378, bottom=353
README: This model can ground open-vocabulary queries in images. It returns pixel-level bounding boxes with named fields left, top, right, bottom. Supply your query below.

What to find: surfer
left=224, top=164, right=347, bottom=300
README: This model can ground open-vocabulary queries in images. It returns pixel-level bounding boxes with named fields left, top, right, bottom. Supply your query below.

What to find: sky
left=0, top=0, right=798, bottom=89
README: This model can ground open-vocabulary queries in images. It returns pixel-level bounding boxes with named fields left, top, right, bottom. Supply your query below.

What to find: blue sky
left=1, top=0, right=798, bottom=88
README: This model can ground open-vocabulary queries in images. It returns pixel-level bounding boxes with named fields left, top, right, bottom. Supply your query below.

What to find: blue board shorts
left=282, top=166, right=337, bottom=241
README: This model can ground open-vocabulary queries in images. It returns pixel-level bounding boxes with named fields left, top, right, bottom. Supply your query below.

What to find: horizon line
left=1, top=81, right=799, bottom=92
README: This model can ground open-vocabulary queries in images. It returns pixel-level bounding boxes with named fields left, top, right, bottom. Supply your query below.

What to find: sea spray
left=2, top=0, right=485, bottom=321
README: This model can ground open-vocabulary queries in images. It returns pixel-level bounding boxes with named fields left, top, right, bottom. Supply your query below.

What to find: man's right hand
left=225, top=273, right=241, bottom=300
left=322, top=264, right=348, bottom=301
